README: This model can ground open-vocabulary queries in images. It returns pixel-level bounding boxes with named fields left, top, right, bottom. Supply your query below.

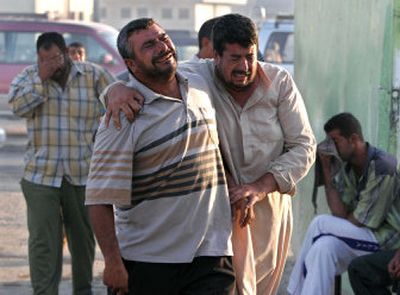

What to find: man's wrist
left=324, top=185, right=336, bottom=192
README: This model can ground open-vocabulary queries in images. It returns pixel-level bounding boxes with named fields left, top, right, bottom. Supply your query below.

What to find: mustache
left=233, top=70, right=251, bottom=76
left=152, top=49, right=176, bottom=63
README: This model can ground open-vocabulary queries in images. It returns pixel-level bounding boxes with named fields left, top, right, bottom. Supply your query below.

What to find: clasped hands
left=229, top=181, right=267, bottom=228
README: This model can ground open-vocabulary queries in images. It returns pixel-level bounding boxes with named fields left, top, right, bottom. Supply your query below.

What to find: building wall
left=0, top=0, right=93, bottom=21
left=0, top=0, right=35, bottom=13
left=98, top=0, right=245, bottom=31
left=292, top=1, right=395, bottom=293
left=35, top=0, right=93, bottom=21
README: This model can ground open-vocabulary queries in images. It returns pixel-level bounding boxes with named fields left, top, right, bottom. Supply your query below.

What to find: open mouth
left=154, top=52, right=174, bottom=64
left=233, top=71, right=250, bottom=79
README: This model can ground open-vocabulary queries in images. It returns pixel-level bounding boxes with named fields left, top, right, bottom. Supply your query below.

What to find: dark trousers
left=109, top=256, right=235, bottom=295
left=21, top=178, right=95, bottom=295
left=348, top=250, right=399, bottom=295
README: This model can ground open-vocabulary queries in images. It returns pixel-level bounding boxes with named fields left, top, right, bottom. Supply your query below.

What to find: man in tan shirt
left=104, top=14, right=316, bottom=295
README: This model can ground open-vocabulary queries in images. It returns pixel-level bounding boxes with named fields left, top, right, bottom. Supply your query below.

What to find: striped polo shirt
left=86, top=71, right=233, bottom=263
left=341, top=144, right=400, bottom=250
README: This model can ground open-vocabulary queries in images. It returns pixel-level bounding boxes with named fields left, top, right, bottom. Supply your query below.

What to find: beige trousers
left=233, top=192, right=293, bottom=295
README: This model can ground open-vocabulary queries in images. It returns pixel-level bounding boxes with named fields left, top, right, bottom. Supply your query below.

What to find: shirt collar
left=257, top=62, right=272, bottom=89
left=126, top=70, right=188, bottom=105
left=70, top=61, right=85, bottom=77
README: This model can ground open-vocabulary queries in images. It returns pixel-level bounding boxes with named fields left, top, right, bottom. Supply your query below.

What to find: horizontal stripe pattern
left=85, top=72, right=233, bottom=263
left=85, top=146, right=133, bottom=206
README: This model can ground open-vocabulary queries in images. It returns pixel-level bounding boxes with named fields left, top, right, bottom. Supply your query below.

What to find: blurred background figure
left=265, top=41, right=282, bottom=63
left=189, top=17, right=219, bottom=62
left=68, top=41, right=86, bottom=62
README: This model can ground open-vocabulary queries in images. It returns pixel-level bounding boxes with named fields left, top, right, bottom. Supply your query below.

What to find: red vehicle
left=0, top=18, right=125, bottom=93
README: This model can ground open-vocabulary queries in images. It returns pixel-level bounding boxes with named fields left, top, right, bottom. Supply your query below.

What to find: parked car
left=0, top=127, right=5, bottom=148
left=0, top=17, right=125, bottom=93
left=258, top=16, right=294, bottom=75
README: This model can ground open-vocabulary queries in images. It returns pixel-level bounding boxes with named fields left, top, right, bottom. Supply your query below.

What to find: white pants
left=287, top=214, right=379, bottom=295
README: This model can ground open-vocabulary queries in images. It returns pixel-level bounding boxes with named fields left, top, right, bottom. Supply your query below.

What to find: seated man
left=288, top=112, right=400, bottom=295
left=348, top=249, right=400, bottom=295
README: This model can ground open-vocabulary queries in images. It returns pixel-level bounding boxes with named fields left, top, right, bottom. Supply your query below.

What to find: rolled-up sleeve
left=267, top=71, right=316, bottom=193
left=8, top=66, right=49, bottom=118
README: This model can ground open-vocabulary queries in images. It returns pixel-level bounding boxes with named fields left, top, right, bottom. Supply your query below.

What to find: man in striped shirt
left=8, top=32, right=115, bottom=294
left=85, top=19, right=234, bottom=295
left=288, top=113, right=400, bottom=295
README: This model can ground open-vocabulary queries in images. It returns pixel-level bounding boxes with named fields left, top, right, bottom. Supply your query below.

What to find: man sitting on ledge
left=288, top=112, right=400, bottom=295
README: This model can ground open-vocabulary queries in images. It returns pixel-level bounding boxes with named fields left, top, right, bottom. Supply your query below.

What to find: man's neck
left=142, top=75, right=181, bottom=99
left=226, top=74, right=260, bottom=108
left=52, top=62, right=71, bottom=90
left=350, top=142, right=368, bottom=177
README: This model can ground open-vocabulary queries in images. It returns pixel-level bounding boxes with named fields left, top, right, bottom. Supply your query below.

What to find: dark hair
left=117, top=18, right=156, bottom=59
left=212, top=14, right=258, bottom=56
left=324, top=112, right=364, bottom=140
left=198, top=17, right=219, bottom=49
left=36, top=32, right=67, bottom=53
left=68, top=42, right=84, bottom=48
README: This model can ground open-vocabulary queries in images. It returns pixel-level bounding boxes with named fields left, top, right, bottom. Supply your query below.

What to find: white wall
left=0, top=0, right=35, bottom=13
left=98, top=0, right=245, bottom=31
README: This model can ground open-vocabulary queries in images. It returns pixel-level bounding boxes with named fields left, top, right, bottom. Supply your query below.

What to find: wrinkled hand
left=38, top=54, right=64, bottom=81
left=232, top=198, right=256, bottom=227
left=103, top=259, right=129, bottom=295
left=229, top=182, right=266, bottom=206
left=230, top=182, right=266, bottom=227
left=388, top=250, right=400, bottom=279
left=105, top=82, right=144, bottom=129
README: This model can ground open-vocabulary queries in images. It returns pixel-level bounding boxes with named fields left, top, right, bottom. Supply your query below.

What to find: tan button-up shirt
left=180, top=60, right=316, bottom=192
left=180, top=59, right=316, bottom=295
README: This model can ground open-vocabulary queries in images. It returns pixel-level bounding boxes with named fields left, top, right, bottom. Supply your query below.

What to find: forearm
left=9, top=82, right=47, bottom=118
left=225, top=170, right=237, bottom=188
left=324, top=186, right=348, bottom=218
left=323, top=167, right=348, bottom=218
left=88, top=205, right=123, bottom=265
left=101, top=81, right=126, bottom=107
left=271, top=78, right=317, bottom=193
left=254, top=172, right=279, bottom=195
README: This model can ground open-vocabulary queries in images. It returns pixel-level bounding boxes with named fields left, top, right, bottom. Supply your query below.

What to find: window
left=161, top=8, right=173, bottom=19
left=264, top=32, right=294, bottom=63
left=121, top=7, right=131, bottom=18
left=0, top=32, right=38, bottom=63
left=178, top=8, right=189, bottom=19
left=137, top=7, right=148, bottom=17
left=63, top=33, right=115, bottom=65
